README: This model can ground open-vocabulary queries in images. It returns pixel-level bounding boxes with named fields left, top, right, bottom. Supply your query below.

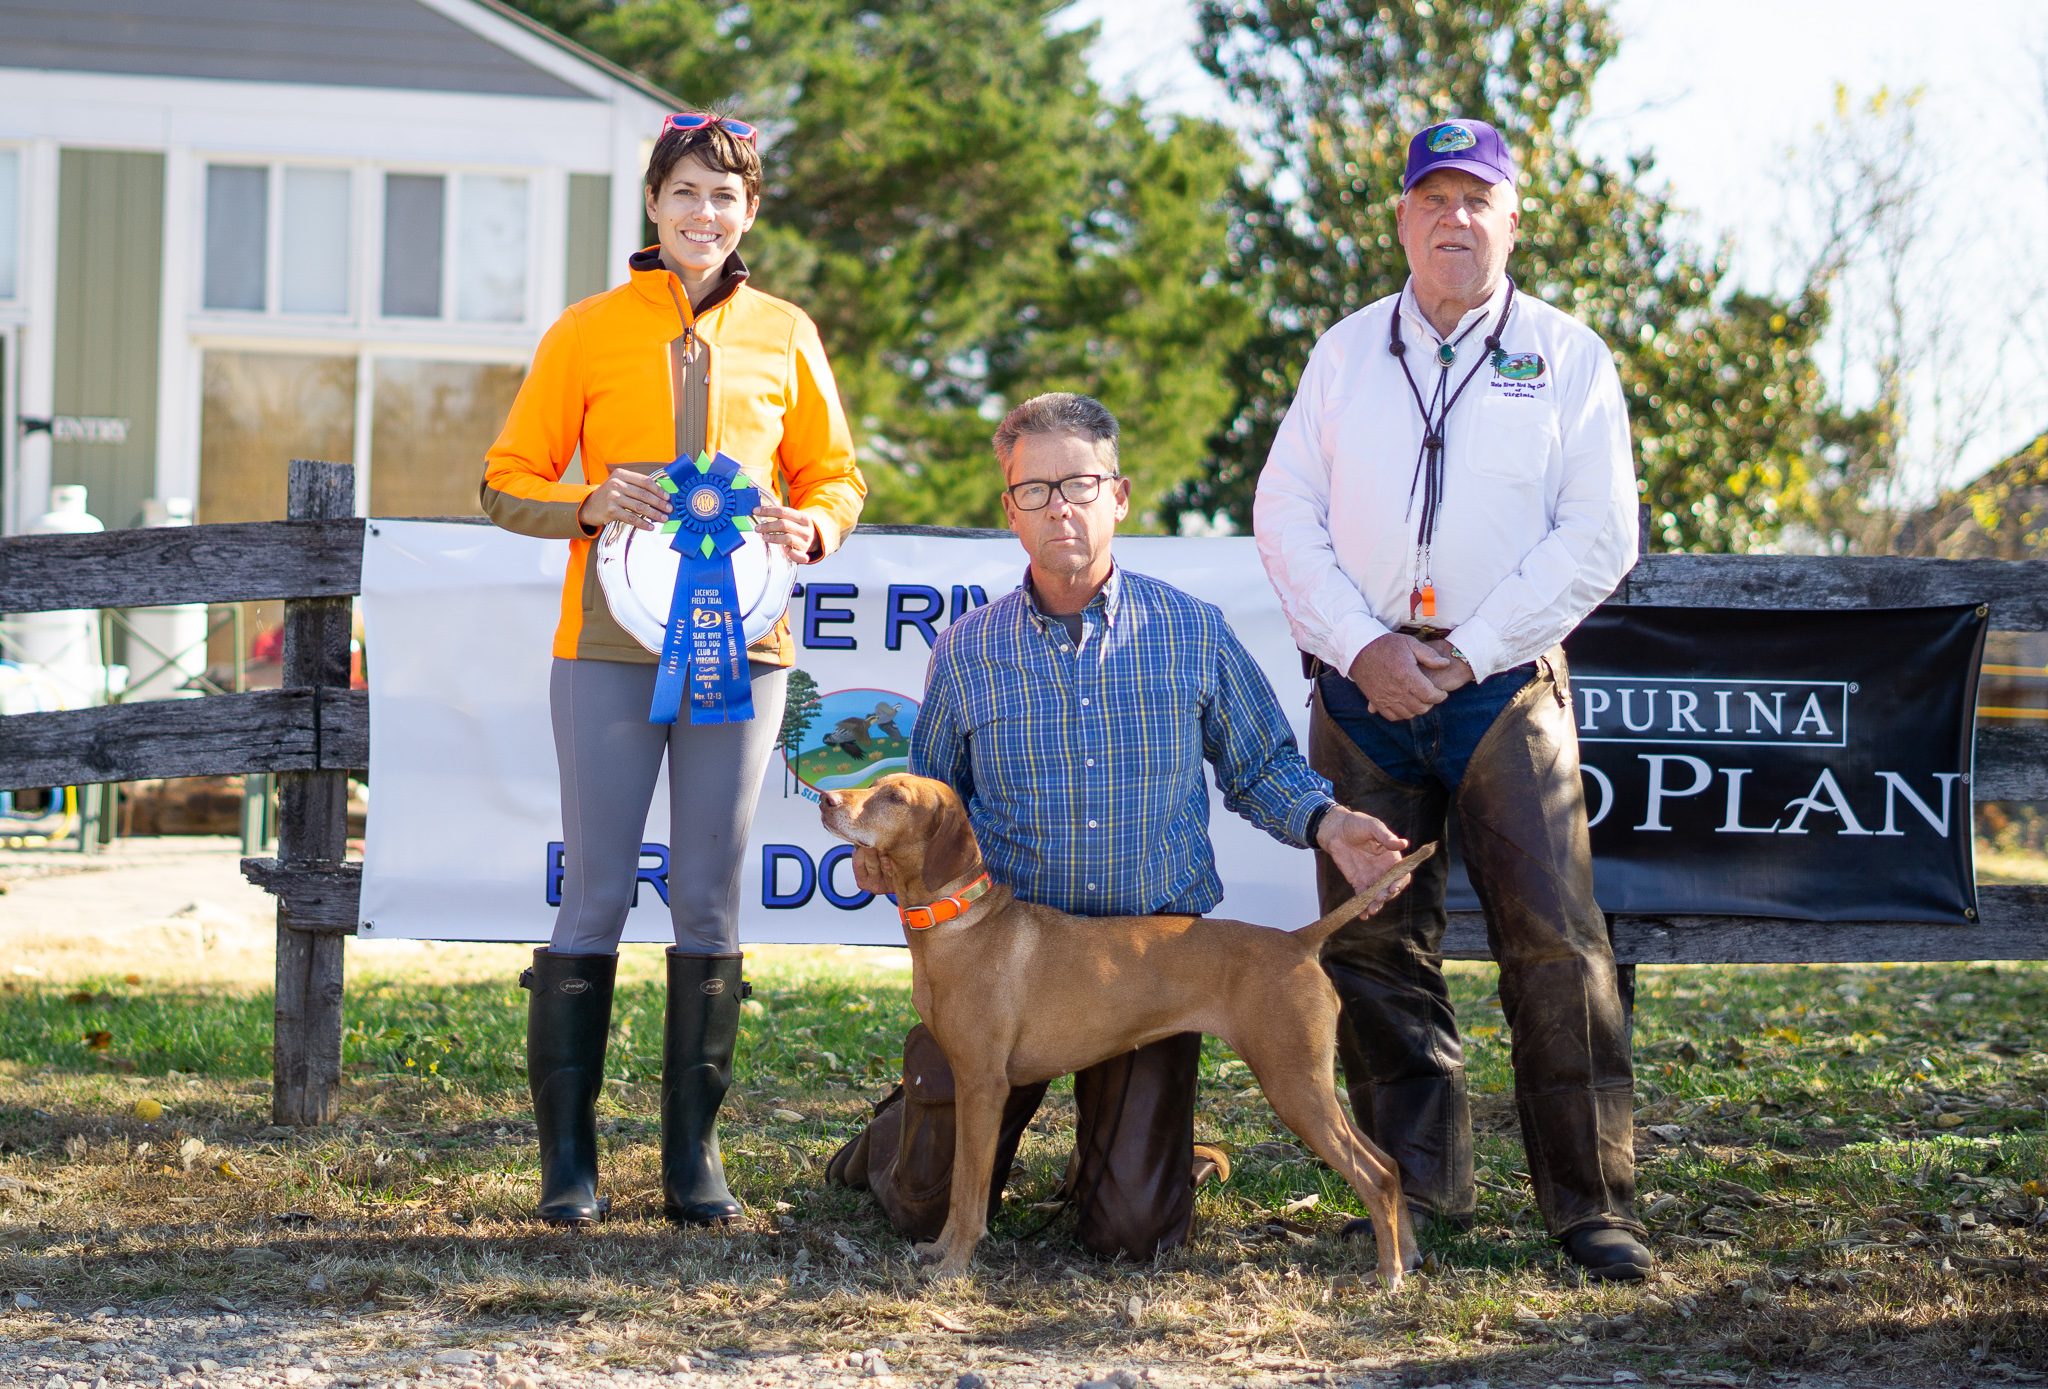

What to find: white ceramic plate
left=594, top=522, right=796, bottom=655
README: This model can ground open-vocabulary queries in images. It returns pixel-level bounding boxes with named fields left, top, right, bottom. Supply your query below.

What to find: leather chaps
left=1312, top=650, right=1641, bottom=1240
left=830, top=1023, right=1202, bottom=1260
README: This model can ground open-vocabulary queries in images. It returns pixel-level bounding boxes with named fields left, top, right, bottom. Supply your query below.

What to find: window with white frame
left=380, top=171, right=530, bottom=324
left=201, top=161, right=352, bottom=316
left=0, top=146, right=20, bottom=300
left=282, top=167, right=351, bottom=314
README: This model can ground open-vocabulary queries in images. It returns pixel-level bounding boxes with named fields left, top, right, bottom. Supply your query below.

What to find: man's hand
left=851, top=847, right=888, bottom=896
left=578, top=469, right=672, bottom=532
left=1347, top=633, right=1450, bottom=720
left=1422, top=638, right=1476, bottom=694
left=1316, top=807, right=1413, bottom=911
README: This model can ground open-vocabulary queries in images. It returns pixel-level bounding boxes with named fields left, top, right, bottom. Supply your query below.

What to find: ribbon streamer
left=647, top=449, right=762, bottom=725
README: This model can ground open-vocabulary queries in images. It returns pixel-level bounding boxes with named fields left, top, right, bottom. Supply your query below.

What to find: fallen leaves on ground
left=3, top=952, right=2048, bottom=1380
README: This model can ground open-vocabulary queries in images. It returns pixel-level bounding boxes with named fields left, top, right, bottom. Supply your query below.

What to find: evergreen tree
left=1176, top=0, right=1830, bottom=553
left=778, top=667, right=823, bottom=796
left=519, top=0, right=1252, bottom=530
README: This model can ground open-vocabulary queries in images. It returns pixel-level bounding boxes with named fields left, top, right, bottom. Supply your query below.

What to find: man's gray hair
left=991, top=392, right=1120, bottom=472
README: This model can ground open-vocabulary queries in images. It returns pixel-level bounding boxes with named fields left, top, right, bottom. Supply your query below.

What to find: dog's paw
left=922, top=1258, right=971, bottom=1284
left=909, top=1240, right=972, bottom=1280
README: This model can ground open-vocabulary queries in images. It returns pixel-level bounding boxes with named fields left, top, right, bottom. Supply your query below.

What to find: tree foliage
left=1176, top=0, right=1831, bottom=553
left=1770, top=88, right=2009, bottom=557
left=514, top=0, right=1252, bottom=529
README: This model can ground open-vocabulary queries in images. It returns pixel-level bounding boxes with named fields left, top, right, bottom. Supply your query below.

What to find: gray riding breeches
left=548, top=655, right=788, bottom=954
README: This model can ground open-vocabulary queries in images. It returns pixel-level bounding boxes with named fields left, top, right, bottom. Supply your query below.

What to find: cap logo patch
left=1495, top=352, right=1546, bottom=381
left=700, top=978, right=727, bottom=995
left=1427, top=125, right=1476, bottom=153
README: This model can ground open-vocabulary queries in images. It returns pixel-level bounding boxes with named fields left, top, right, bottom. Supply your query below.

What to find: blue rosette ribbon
left=647, top=449, right=762, bottom=726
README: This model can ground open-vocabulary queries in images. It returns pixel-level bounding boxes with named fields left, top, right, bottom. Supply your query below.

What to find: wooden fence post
left=272, top=460, right=355, bottom=1126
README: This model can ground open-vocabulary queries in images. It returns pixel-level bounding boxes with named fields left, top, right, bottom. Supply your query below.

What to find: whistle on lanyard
left=1409, top=585, right=1436, bottom=620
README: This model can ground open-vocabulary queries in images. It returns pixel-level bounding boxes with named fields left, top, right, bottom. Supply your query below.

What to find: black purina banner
left=1445, top=605, right=1987, bottom=922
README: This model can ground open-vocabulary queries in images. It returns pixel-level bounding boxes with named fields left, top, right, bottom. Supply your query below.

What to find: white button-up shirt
left=1254, top=276, right=1639, bottom=684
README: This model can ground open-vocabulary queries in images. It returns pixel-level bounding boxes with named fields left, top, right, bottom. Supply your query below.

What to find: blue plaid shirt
left=909, top=565, right=1336, bottom=915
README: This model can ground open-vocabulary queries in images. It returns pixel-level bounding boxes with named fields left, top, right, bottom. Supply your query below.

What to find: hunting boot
left=661, top=950, right=748, bottom=1225
left=1309, top=683, right=1476, bottom=1237
left=523, top=948, right=617, bottom=1226
left=1456, top=653, right=1649, bottom=1281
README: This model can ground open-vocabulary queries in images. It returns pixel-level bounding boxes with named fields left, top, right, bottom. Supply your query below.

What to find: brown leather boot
left=1065, top=1031, right=1203, bottom=1260
left=1458, top=652, right=1643, bottom=1246
left=835, top=1025, right=1047, bottom=1242
left=1311, top=686, right=1476, bottom=1233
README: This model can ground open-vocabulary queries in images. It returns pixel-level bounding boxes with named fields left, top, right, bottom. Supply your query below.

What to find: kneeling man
left=827, top=392, right=1408, bottom=1258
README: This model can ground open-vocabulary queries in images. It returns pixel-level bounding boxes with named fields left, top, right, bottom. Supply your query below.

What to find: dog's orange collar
left=900, top=871, right=994, bottom=931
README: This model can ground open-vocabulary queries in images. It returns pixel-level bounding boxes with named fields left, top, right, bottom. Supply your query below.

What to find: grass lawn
left=5, top=946, right=2048, bottom=1383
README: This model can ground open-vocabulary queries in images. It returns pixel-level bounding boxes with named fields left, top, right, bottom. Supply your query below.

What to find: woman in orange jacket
left=482, top=114, right=864, bottom=1228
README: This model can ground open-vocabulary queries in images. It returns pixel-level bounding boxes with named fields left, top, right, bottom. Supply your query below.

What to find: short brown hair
left=992, top=392, right=1120, bottom=473
left=644, top=116, right=762, bottom=205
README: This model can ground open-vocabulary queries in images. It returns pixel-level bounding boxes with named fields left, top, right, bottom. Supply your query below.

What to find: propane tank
left=7, top=486, right=108, bottom=705
left=125, top=498, right=207, bottom=700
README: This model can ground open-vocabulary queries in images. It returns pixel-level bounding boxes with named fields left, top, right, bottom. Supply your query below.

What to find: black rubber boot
left=522, top=949, right=616, bottom=1226
left=662, top=951, right=747, bottom=1226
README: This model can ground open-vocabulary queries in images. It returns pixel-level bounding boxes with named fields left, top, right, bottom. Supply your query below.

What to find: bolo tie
left=1388, top=278, right=1516, bottom=621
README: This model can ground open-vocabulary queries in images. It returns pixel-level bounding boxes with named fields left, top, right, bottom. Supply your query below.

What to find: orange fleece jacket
left=481, top=253, right=866, bottom=665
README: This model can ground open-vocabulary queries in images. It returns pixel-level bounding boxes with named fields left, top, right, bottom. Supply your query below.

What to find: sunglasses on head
left=664, top=112, right=758, bottom=144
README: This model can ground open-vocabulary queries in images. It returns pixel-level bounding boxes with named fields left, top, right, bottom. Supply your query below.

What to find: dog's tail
left=1290, top=844, right=1437, bottom=949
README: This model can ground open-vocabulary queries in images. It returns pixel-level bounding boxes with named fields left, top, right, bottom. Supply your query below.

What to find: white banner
left=357, top=522, right=1322, bottom=944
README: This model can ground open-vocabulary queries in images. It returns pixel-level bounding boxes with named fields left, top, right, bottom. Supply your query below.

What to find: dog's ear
left=920, top=795, right=980, bottom=889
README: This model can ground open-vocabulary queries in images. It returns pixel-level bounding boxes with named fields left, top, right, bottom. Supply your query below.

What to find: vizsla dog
left=818, top=773, right=1434, bottom=1288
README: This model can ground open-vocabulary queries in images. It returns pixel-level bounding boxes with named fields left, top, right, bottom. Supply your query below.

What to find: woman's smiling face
left=645, top=153, right=758, bottom=281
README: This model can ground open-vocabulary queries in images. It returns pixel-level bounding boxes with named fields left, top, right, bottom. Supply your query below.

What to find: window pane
left=203, top=164, right=267, bottom=311
left=381, top=173, right=444, bottom=317
left=281, top=166, right=350, bottom=315
left=199, top=350, right=356, bottom=525
left=198, top=350, right=357, bottom=671
left=0, top=148, right=18, bottom=300
left=456, top=174, right=527, bottom=323
left=370, top=358, right=524, bottom=517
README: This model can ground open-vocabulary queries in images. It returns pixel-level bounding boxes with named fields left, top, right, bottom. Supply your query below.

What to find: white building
left=0, top=0, right=675, bottom=536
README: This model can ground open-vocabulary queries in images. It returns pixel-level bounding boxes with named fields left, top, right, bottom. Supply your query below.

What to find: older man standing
left=830, top=392, right=1411, bottom=1261
left=1254, top=119, right=1648, bottom=1278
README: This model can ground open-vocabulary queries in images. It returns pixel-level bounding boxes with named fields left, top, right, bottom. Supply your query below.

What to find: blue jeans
left=1317, top=663, right=1535, bottom=792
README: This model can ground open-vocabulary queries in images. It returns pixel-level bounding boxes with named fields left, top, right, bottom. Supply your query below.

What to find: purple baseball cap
left=1403, top=118, right=1518, bottom=192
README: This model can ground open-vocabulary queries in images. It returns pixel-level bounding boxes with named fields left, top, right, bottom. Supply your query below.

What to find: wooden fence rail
left=0, top=688, right=366, bottom=788
left=0, top=517, right=364, bottom=612
left=2, top=468, right=2046, bottom=1122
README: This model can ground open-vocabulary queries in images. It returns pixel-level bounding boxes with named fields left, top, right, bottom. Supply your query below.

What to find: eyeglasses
left=1004, top=473, right=1119, bottom=511
left=664, top=112, right=758, bottom=144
